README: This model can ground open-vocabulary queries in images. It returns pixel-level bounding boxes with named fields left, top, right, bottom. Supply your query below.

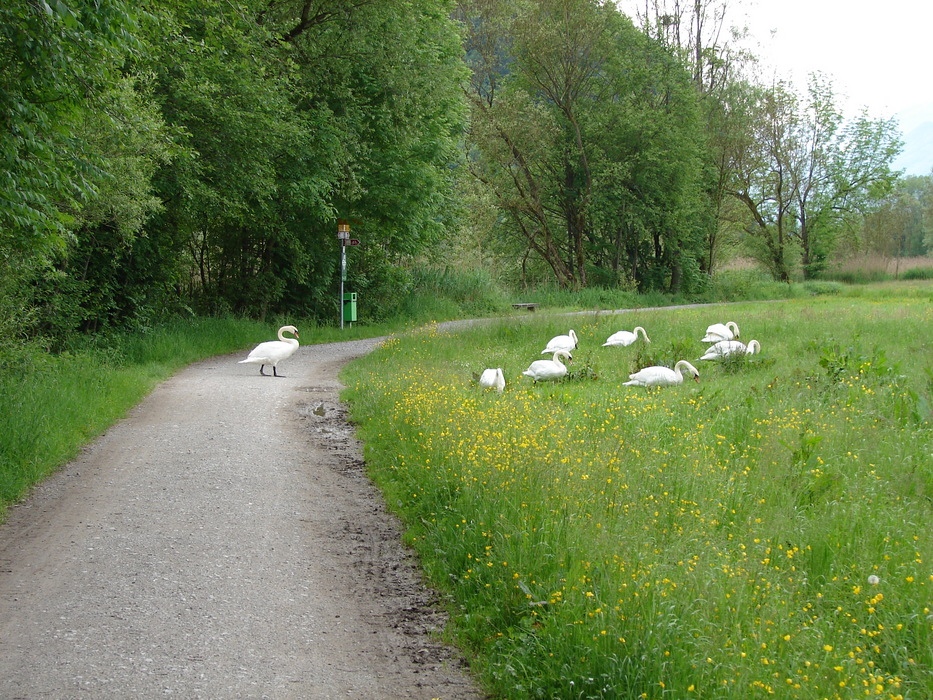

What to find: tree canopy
left=725, top=76, right=901, bottom=280
left=459, top=0, right=712, bottom=292
left=0, top=0, right=915, bottom=345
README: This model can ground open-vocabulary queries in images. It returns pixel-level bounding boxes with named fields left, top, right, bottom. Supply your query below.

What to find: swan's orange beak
left=693, top=374, right=700, bottom=383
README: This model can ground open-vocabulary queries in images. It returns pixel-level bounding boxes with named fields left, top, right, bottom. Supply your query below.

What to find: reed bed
left=343, top=293, right=933, bottom=699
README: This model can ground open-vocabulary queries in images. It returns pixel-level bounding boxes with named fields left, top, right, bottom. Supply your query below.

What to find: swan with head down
left=523, top=350, right=571, bottom=383
left=699, top=339, right=760, bottom=361
left=478, top=367, right=506, bottom=393
left=603, top=326, right=650, bottom=347
left=623, top=360, right=700, bottom=388
left=239, top=325, right=299, bottom=377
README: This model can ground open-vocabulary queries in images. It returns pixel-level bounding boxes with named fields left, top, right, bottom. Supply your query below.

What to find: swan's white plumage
left=479, top=367, right=506, bottom=393
left=603, top=326, right=650, bottom=347
left=523, top=350, right=571, bottom=382
left=542, top=329, right=578, bottom=355
left=702, top=321, right=740, bottom=342
left=623, top=360, right=700, bottom=388
left=239, top=325, right=299, bottom=377
left=699, top=339, right=760, bottom=361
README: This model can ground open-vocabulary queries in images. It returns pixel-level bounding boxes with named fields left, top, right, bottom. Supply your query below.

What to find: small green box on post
left=342, top=292, right=357, bottom=323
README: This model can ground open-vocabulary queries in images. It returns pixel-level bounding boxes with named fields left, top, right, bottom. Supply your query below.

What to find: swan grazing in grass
left=478, top=367, right=506, bottom=393
left=702, top=321, right=740, bottom=342
left=239, top=325, right=299, bottom=377
left=699, top=339, right=761, bottom=361
left=623, top=360, right=700, bottom=388
left=523, top=350, right=571, bottom=383
left=602, top=326, right=650, bottom=347
left=541, top=329, right=578, bottom=354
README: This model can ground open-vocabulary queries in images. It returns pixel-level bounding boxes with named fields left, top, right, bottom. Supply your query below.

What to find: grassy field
left=342, top=288, right=933, bottom=699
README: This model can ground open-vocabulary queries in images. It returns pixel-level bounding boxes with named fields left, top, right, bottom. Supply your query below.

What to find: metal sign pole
left=340, top=245, right=345, bottom=329
left=337, top=222, right=350, bottom=329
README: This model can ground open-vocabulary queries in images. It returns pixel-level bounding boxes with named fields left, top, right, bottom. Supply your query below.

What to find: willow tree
left=726, top=76, right=901, bottom=280
left=460, top=0, right=710, bottom=291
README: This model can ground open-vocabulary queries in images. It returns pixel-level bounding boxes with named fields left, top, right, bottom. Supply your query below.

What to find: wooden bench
left=512, top=303, right=539, bottom=312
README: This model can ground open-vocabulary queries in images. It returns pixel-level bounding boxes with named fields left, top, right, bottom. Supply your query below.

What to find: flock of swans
left=238, top=319, right=759, bottom=388
left=480, top=320, right=760, bottom=393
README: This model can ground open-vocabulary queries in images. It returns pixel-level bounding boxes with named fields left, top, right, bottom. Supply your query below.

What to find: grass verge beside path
left=0, top=318, right=267, bottom=514
left=342, top=288, right=933, bottom=699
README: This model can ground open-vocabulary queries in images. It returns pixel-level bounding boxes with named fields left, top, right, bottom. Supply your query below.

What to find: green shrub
left=901, top=266, right=933, bottom=280
left=801, top=280, right=843, bottom=295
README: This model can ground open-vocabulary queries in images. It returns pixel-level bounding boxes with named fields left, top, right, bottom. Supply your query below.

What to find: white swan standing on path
left=699, top=339, right=761, bottom=361
left=478, top=367, right=506, bottom=393
left=542, top=329, right=578, bottom=354
left=523, top=350, right=571, bottom=383
left=702, top=321, right=740, bottom=342
left=239, top=325, right=300, bottom=377
left=603, top=326, right=651, bottom=347
left=623, top=360, right=700, bottom=388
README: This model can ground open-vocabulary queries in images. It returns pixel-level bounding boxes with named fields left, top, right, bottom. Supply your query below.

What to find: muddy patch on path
left=295, top=386, right=481, bottom=698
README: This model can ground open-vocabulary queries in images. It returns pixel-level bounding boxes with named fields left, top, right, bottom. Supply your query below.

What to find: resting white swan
left=702, top=321, right=740, bottom=342
left=479, top=367, right=506, bottom=393
left=699, top=339, right=761, bottom=361
left=238, top=325, right=300, bottom=377
left=523, top=350, right=571, bottom=383
left=542, top=329, right=578, bottom=354
left=623, top=360, right=700, bottom=388
left=603, top=326, right=650, bottom=347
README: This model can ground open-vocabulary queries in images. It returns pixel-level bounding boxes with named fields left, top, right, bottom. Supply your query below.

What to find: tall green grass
left=342, top=291, right=933, bottom=699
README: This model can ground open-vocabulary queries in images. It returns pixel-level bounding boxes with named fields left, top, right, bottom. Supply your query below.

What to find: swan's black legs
left=257, top=364, right=284, bottom=377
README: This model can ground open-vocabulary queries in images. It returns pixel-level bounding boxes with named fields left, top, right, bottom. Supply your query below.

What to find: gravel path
left=0, top=338, right=483, bottom=699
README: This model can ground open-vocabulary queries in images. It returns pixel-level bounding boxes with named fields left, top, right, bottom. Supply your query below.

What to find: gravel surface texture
left=0, top=338, right=483, bottom=699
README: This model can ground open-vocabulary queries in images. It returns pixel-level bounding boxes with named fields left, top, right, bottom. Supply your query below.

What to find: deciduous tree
left=726, top=76, right=901, bottom=280
left=460, top=0, right=710, bottom=292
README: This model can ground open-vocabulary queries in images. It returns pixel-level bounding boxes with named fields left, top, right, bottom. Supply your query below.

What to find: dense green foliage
left=343, top=288, right=933, bottom=698
left=2, top=0, right=467, bottom=346
left=0, top=0, right=925, bottom=347
left=459, top=0, right=712, bottom=293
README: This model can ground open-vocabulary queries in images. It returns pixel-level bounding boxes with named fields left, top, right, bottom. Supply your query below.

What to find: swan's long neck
left=635, top=326, right=648, bottom=340
left=674, top=360, right=698, bottom=376
left=552, top=352, right=566, bottom=366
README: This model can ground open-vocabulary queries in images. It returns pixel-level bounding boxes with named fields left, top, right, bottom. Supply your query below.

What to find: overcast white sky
left=616, top=0, right=933, bottom=121
left=740, top=0, right=933, bottom=120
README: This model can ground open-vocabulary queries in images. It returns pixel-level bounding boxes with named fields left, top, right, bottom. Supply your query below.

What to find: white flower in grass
left=867, top=575, right=881, bottom=585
